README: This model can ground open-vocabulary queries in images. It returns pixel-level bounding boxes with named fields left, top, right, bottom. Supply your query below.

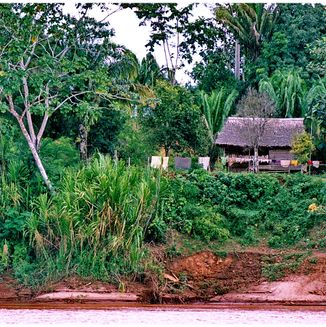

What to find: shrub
left=25, top=155, right=163, bottom=281
left=162, top=169, right=325, bottom=248
left=40, top=137, right=80, bottom=182
left=192, top=211, right=229, bottom=242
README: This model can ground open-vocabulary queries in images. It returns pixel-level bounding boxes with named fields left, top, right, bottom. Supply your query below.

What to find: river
left=0, top=305, right=325, bottom=326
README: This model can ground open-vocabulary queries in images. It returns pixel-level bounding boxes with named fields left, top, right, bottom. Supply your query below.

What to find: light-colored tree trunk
left=253, top=146, right=259, bottom=173
left=7, top=96, right=54, bottom=193
left=235, top=40, right=241, bottom=80
left=16, top=116, right=54, bottom=193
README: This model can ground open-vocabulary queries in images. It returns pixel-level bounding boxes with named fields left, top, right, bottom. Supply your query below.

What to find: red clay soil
left=162, top=250, right=326, bottom=304
left=163, top=251, right=264, bottom=302
left=0, top=250, right=325, bottom=305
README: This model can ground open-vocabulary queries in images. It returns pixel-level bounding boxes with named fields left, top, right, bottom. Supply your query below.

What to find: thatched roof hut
left=215, top=117, right=305, bottom=148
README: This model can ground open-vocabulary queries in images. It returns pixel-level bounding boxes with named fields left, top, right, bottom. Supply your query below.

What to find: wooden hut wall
left=269, top=149, right=294, bottom=160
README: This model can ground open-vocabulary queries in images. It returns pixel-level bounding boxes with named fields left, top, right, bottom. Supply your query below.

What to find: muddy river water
left=0, top=305, right=325, bottom=326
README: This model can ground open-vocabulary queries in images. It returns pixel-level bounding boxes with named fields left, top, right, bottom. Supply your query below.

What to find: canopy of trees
left=0, top=3, right=324, bottom=191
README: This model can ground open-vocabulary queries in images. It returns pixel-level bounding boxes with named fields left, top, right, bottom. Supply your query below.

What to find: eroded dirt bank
left=0, top=250, right=325, bottom=306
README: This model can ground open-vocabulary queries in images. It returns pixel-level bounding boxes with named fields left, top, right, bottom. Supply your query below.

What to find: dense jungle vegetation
left=0, top=3, right=325, bottom=286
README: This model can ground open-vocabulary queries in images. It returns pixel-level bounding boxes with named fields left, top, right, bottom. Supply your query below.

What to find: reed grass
left=26, top=155, right=162, bottom=281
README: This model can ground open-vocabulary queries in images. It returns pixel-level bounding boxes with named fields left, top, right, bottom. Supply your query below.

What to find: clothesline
left=150, top=156, right=210, bottom=170
left=148, top=155, right=321, bottom=170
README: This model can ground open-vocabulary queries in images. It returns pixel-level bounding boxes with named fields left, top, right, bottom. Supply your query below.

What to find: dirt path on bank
left=0, top=250, right=325, bottom=305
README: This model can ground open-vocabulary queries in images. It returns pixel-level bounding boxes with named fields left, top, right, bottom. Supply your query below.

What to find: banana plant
left=200, top=88, right=238, bottom=166
left=259, top=69, right=306, bottom=117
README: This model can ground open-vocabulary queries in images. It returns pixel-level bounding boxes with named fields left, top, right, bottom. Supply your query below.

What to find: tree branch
left=52, top=91, right=92, bottom=112
left=175, top=22, right=180, bottom=74
left=36, top=84, right=50, bottom=150
left=24, top=41, right=37, bottom=69
left=162, top=41, right=170, bottom=73
left=56, top=46, right=70, bottom=60
left=7, top=95, right=20, bottom=120
left=21, top=73, right=36, bottom=145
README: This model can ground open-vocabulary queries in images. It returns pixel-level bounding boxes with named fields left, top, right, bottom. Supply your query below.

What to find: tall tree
left=237, top=88, right=275, bottom=173
left=141, top=80, right=208, bottom=157
left=257, top=4, right=326, bottom=80
left=123, top=3, right=219, bottom=84
left=303, top=79, right=326, bottom=162
left=191, top=50, right=240, bottom=94
left=215, top=3, right=278, bottom=80
left=0, top=4, right=113, bottom=192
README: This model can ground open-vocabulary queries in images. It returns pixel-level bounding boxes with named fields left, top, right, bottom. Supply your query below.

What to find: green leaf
left=0, top=102, right=9, bottom=113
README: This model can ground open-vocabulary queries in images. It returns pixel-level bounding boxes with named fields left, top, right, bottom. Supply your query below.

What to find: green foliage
left=0, top=242, right=9, bottom=274
left=162, top=171, right=230, bottom=243
left=200, top=88, right=238, bottom=144
left=0, top=168, right=33, bottom=242
left=88, top=107, right=125, bottom=156
left=257, top=4, right=326, bottom=80
left=24, top=155, right=163, bottom=282
left=307, top=38, right=326, bottom=79
left=191, top=50, right=241, bottom=94
left=138, top=53, right=163, bottom=87
left=117, top=117, right=157, bottom=166
left=11, top=244, right=37, bottom=286
left=163, top=170, right=325, bottom=248
left=262, top=252, right=309, bottom=281
left=259, top=69, right=306, bottom=117
left=0, top=116, right=29, bottom=175
left=40, top=137, right=80, bottom=181
left=141, top=80, right=209, bottom=156
left=291, top=132, right=315, bottom=164
left=304, top=79, right=326, bottom=162
left=215, top=3, right=278, bottom=61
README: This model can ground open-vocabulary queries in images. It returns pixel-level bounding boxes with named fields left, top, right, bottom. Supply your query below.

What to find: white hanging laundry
left=151, top=156, right=162, bottom=169
left=198, top=157, right=210, bottom=170
left=280, top=160, right=290, bottom=167
left=312, top=161, right=320, bottom=168
left=162, top=157, right=169, bottom=170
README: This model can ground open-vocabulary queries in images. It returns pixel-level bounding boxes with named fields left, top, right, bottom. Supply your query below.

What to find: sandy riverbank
left=0, top=250, right=325, bottom=306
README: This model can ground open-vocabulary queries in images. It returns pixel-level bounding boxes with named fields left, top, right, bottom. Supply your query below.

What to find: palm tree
left=303, top=78, right=326, bottom=143
left=259, top=69, right=306, bottom=117
left=216, top=4, right=278, bottom=79
left=200, top=88, right=238, bottom=167
left=107, top=46, right=140, bottom=83
left=106, top=47, right=158, bottom=114
left=138, top=53, right=162, bottom=87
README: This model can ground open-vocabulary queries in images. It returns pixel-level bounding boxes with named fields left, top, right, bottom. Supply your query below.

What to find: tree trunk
left=253, top=146, right=259, bottom=173
left=235, top=40, right=241, bottom=80
left=163, top=144, right=170, bottom=158
left=79, top=123, right=88, bottom=161
left=16, top=117, right=54, bottom=193
left=209, top=144, right=220, bottom=170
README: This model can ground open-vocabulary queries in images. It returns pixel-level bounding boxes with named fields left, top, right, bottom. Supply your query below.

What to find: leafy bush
left=192, top=210, right=229, bottom=242
left=162, top=171, right=229, bottom=243
left=40, top=137, right=80, bottom=182
left=162, top=170, right=325, bottom=247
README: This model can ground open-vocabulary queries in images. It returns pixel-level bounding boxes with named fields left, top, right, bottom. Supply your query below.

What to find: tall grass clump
left=26, top=155, right=162, bottom=282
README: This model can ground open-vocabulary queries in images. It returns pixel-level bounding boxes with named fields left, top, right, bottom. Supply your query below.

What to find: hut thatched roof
left=215, top=117, right=304, bottom=147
